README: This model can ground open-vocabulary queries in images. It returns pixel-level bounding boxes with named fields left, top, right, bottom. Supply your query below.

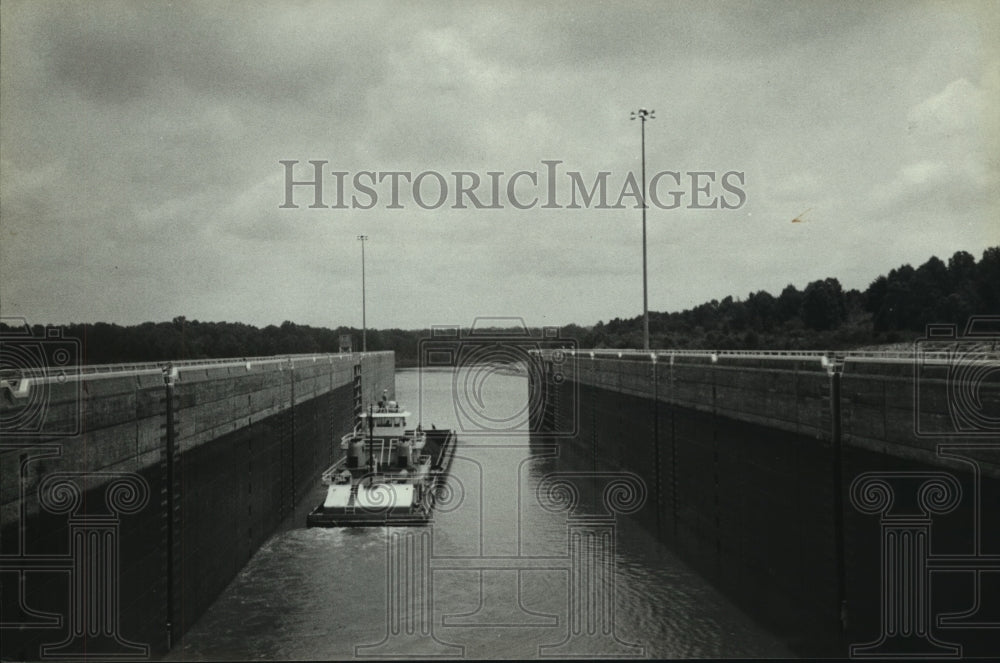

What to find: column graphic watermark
left=1, top=320, right=152, bottom=660
left=850, top=316, right=1000, bottom=658
left=354, top=468, right=647, bottom=658
left=0, top=452, right=152, bottom=660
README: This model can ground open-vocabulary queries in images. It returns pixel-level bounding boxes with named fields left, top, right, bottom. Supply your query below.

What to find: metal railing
left=0, top=351, right=395, bottom=383
left=529, top=347, right=1000, bottom=364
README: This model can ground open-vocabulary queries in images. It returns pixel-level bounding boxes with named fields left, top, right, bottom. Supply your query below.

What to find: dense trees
left=3, top=247, right=995, bottom=363
left=581, top=247, right=998, bottom=350
left=801, top=278, right=847, bottom=331
left=865, top=249, right=999, bottom=333
left=0, top=317, right=431, bottom=366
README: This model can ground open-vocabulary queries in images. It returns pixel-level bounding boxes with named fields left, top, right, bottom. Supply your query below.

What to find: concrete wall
left=1, top=352, right=394, bottom=660
left=532, top=351, right=999, bottom=657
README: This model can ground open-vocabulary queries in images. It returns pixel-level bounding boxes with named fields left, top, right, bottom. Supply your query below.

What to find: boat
left=306, top=399, right=457, bottom=527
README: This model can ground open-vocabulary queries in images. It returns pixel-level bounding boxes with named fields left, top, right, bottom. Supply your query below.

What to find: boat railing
left=405, top=429, right=427, bottom=446
left=321, top=461, right=349, bottom=484
left=340, top=431, right=362, bottom=449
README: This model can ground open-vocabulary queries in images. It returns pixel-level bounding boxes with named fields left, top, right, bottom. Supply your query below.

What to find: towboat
left=306, top=400, right=457, bottom=527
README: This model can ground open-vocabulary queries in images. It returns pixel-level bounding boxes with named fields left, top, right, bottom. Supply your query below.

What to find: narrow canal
left=164, top=367, right=792, bottom=659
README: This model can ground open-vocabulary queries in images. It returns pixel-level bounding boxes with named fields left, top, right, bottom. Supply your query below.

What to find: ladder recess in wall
left=352, top=364, right=363, bottom=417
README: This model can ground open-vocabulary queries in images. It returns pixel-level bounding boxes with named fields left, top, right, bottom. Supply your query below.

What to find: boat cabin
left=337, top=401, right=427, bottom=472
left=359, top=402, right=412, bottom=437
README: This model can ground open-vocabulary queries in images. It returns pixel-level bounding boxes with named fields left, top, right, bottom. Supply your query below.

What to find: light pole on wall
left=630, top=108, right=655, bottom=351
left=357, top=234, right=368, bottom=352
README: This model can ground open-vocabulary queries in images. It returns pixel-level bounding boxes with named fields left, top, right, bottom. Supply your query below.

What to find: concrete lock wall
left=1, top=352, right=395, bottom=659
left=531, top=351, right=999, bottom=656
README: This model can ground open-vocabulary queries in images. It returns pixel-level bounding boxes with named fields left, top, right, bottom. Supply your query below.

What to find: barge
left=306, top=399, right=457, bottom=527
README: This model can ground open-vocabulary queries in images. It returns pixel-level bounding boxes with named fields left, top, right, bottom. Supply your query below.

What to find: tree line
left=3, top=246, right=996, bottom=365
left=581, top=247, right=999, bottom=350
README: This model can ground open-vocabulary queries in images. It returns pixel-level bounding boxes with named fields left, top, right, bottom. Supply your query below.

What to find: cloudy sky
left=2, top=1, right=997, bottom=332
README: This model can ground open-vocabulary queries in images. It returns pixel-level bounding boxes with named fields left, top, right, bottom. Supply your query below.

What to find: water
left=165, top=367, right=792, bottom=659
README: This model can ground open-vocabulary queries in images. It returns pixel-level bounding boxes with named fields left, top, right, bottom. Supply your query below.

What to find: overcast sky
left=2, top=0, right=997, bottom=331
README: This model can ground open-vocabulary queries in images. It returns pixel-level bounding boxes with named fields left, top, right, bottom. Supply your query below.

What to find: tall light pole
left=631, top=108, right=655, bottom=350
left=357, top=234, right=368, bottom=352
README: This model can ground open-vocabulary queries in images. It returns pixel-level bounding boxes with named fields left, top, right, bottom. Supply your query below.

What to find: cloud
left=872, top=76, right=997, bottom=213
left=1, top=1, right=997, bottom=330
